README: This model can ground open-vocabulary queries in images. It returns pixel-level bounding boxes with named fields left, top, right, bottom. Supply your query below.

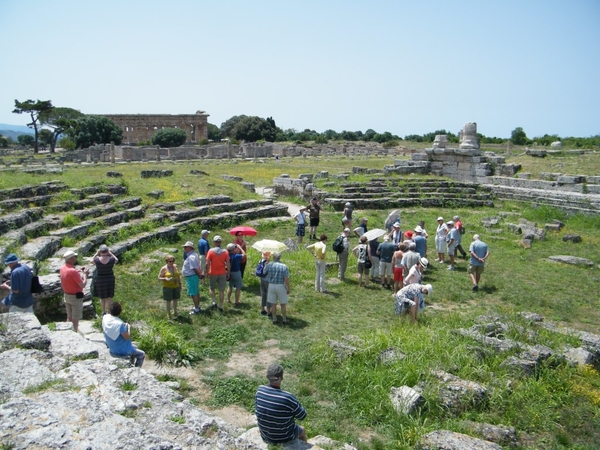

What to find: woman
left=352, top=235, right=371, bottom=287
left=306, top=234, right=328, bottom=293
left=256, top=252, right=271, bottom=314
left=394, top=283, right=433, bottom=323
left=342, top=202, right=353, bottom=230
left=404, top=257, right=428, bottom=286
left=234, top=232, right=248, bottom=279
left=391, top=242, right=407, bottom=293
left=435, top=217, right=448, bottom=263
left=90, top=245, right=118, bottom=315
left=158, top=254, right=181, bottom=319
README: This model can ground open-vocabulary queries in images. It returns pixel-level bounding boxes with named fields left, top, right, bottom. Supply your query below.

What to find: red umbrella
left=229, top=226, right=258, bottom=236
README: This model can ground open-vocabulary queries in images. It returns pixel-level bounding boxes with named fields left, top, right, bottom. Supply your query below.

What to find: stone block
left=389, top=386, right=425, bottom=414
left=526, top=149, right=547, bottom=157
left=586, top=176, right=600, bottom=184
left=517, top=172, right=531, bottom=179
left=418, top=430, right=502, bottom=450
left=558, top=175, right=585, bottom=184
left=562, top=234, right=582, bottom=243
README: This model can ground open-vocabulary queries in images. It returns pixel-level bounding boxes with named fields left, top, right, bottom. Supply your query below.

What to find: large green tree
left=231, top=116, right=278, bottom=142
left=17, top=134, right=35, bottom=146
left=0, top=134, right=8, bottom=148
left=12, top=99, right=54, bottom=153
left=207, top=123, right=220, bottom=141
left=39, top=129, right=53, bottom=150
left=151, top=128, right=187, bottom=148
left=40, top=107, right=84, bottom=153
left=511, top=127, right=529, bottom=146
left=220, top=115, right=248, bottom=138
left=70, top=116, right=123, bottom=148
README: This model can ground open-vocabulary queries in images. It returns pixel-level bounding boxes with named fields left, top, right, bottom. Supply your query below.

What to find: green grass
left=2, top=154, right=600, bottom=448
left=120, top=380, right=138, bottom=391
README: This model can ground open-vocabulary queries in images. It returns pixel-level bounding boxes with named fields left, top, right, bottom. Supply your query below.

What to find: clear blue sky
left=1, top=0, right=599, bottom=139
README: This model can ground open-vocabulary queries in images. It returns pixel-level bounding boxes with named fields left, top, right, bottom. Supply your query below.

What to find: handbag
left=364, top=258, right=372, bottom=269
left=76, top=292, right=84, bottom=299
left=31, top=276, right=43, bottom=294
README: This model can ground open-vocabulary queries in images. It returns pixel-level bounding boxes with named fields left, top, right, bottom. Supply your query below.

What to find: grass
left=2, top=154, right=600, bottom=448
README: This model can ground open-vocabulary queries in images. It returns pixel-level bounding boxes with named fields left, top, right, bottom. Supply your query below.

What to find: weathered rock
left=378, top=347, right=405, bottom=365
left=140, top=170, right=173, bottom=178
left=106, top=171, right=123, bottom=177
left=562, top=234, right=582, bottom=243
left=563, top=347, right=595, bottom=367
left=547, top=255, right=594, bottom=267
left=418, top=430, right=502, bottom=450
left=327, top=340, right=357, bottom=360
left=500, top=356, right=537, bottom=376
left=430, top=370, right=487, bottom=413
left=389, top=386, right=425, bottom=414
left=1, top=312, right=51, bottom=350
left=147, top=189, right=164, bottom=199
left=461, top=421, right=518, bottom=448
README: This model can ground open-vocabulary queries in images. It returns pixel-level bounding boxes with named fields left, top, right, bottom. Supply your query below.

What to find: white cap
left=183, top=241, right=194, bottom=247
left=63, top=250, right=78, bottom=259
left=343, top=228, right=351, bottom=233
left=414, top=225, right=423, bottom=233
left=424, top=284, right=433, bottom=295
left=201, top=229, right=210, bottom=235
left=437, top=217, right=444, bottom=221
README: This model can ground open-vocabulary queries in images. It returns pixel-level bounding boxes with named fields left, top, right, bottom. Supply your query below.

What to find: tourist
left=342, top=202, right=353, bottom=230
left=206, top=235, right=230, bottom=311
left=394, top=283, right=433, bottom=323
left=294, top=207, right=307, bottom=244
left=102, top=302, right=145, bottom=367
left=337, top=228, right=351, bottom=281
left=413, top=225, right=427, bottom=257
left=157, top=254, right=181, bottom=319
left=182, top=241, right=202, bottom=315
left=389, top=221, right=403, bottom=245
left=435, top=217, right=448, bottom=263
left=469, top=234, right=490, bottom=292
left=233, top=232, right=248, bottom=279
left=1, top=254, right=34, bottom=313
left=90, top=244, right=118, bottom=315
left=404, top=257, right=428, bottom=286
left=255, top=363, right=307, bottom=445
left=368, top=237, right=381, bottom=281
left=353, top=217, right=368, bottom=238
left=403, top=229, right=414, bottom=242
left=391, top=243, right=406, bottom=293
left=226, top=243, right=245, bottom=306
left=377, top=235, right=395, bottom=289
left=256, top=252, right=271, bottom=315
left=453, top=215, right=468, bottom=258
left=306, top=234, right=328, bottom=293
left=401, top=242, right=421, bottom=278
left=352, top=235, right=371, bottom=287
left=263, top=253, right=291, bottom=325
left=197, top=229, right=210, bottom=284
left=306, top=197, right=321, bottom=240
left=60, top=250, right=89, bottom=332
left=445, top=221, right=459, bottom=271
left=418, top=220, right=429, bottom=238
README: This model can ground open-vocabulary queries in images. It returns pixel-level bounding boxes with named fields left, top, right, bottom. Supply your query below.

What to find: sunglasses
left=167, top=259, right=175, bottom=262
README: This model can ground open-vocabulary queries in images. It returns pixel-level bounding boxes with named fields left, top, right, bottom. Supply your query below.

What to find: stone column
left=110, top=142, right=115, bottom=163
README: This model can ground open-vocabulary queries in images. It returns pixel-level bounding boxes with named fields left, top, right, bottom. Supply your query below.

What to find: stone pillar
left=110, top=142, right=115, bottom=163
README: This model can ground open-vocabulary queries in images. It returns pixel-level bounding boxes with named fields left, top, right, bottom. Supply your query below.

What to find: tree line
left=3, top=99, right=599, bottom=151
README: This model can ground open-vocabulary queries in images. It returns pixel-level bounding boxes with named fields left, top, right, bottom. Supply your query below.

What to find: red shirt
left=60, top=263, right=85, bottom=294
left=207, top=248, right=230, bottom=275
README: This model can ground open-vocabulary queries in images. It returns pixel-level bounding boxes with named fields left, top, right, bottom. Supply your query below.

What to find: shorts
left=468, top=264, right=485, bottom=276
left=393, top=267, right=404, bottom=283
left=198, top=254, right=207, bottom=273
left=228, top=271, right=243, bottom=289
left=209, top=274, right=227, bottom=292
left=64, top=293, right=83, bottom=320
left=357, top=262, right=367, bottom=274
left=447, top=244, right=456, bottom=256
left=185, top=274, right=199, bottom=296
left=163, top=287, right=181, bottom=301
left=379, top=261, right=393, bottom=277
left=296, top=223, right=305, bottom=237
left=309, top=217, right=320, bottom=227
left=267, top=283, right=288, bottom=305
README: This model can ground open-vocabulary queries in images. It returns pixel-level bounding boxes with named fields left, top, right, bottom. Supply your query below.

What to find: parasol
left=362, top=228, right=388, bottom=242
left=229, top=226, right=258, bottom=236
left=251, top=239, right=289, bottom=254
left=384, top=210, right=401, bottom=230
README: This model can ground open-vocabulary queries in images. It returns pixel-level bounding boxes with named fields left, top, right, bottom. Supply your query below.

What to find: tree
left=231, top=116, right=278, bottom=142
left=151, top=128, right=187, bottom=148
left=511, top=127, right=529, bottom=146
left=220, top=115, right=248, bottom=138
left=17, top=134, right=35, bottom=146
left=39, top=107, right=84, bottom=153
left=70, top=116, right=123, bottom=148
left=0, top=134, right=8, bottom=148
left=39, top=129, right=53, bottom=150
left=12, top=99, right=54, bottom=153
left=207, top=123, right=220, bottom=141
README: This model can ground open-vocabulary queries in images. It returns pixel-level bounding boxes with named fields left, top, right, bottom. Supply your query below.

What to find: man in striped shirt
left=255, top=363, right=307, bottom=444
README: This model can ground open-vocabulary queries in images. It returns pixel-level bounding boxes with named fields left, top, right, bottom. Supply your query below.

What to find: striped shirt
left=263, top=261, right=289, bottom=285
left=255, top=385, right=307, bottom=444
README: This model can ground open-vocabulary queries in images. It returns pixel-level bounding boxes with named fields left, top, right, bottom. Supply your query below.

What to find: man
left=1, top=254, right=34, bottom=313
left=60, top=250, right=89, bottom=332
left=306, top=234, right=328, bottom=293
left=294, top=207, right=307, bottom=244
left=102, top=302, right=145, bottom=367
left=401, top=242, right=421, bottom=278
left=197, top=229, right=210, bottom=284
left=255, top=363, right=307, bottom=445
left=368, top=237, right=381, bottom=281
left=206, top=235, right=230, bottom=311
left=469, top=234, right=489, bottom=292
left=353, top=217, right=368, bottom=238
left=445, top=221, right=459, bottom=271
left=413, top=225, right=427, bottom=258
left=389, top=222, right=403, bottom=245
left=453, top=215, right=468, bottom=258
left=182, top=241, right=203, bottom=315
left=337, top=228, right=351, bottom=281
left=226, top=243, right=245, bottom=305
left=263, top=253, right=291, bottom=324
left=377, top=235, right=396, bottom=289
left=306, top=197, right=321, bottom=240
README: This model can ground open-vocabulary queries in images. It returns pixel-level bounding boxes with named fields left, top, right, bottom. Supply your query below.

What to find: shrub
left=151, top=128, right=187, bottom=148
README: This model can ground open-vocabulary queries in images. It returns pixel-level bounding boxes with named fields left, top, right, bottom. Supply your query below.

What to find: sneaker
left=260, top=310, right=268, bottom=316
left=267, top=313, right=273, bottom=318
left=447, top=266, right=455, bottom=271
left=472, top=284, right=479, bottom=292
left=439, top=260, right=445, bottom=263
left=189, top=307, right=201, bottom=315
left=210, top=303, right=217, bottom=309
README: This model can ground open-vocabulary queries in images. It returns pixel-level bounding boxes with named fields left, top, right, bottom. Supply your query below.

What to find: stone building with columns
left=99, top=111, right=209, bottom=144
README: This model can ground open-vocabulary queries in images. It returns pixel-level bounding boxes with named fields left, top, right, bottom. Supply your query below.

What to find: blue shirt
left=255, top=384, right=306, bottom=444
left=377, top=242, right=396, bottom=263
left=197, top=238, right=210, bottom=256
left=229, top=253, right=243, bottom=272
left=103, top=321, right=135, bottom=356
left=469, top=239, right=489, bottom=267
left=413, top=235, right=426, bottom=257
left=263, top=261, right=289, bottom=285
left=9, top=263, right=34, bottom=308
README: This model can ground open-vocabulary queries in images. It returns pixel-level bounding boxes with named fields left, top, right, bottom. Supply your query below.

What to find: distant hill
left=0, top=123, right=34, bottom=141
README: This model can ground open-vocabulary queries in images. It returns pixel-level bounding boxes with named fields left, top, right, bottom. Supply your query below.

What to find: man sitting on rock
left=102, top=302, right=145, bottom=367
left=255, top=363, right=307, bottom=445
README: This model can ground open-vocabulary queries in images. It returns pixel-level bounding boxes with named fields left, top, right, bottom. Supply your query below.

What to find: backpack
left=255, top=259, right=267, bottom=278
left=459, top=224, right=466, bottom=235
left=332, top=235, right=345, bottom=253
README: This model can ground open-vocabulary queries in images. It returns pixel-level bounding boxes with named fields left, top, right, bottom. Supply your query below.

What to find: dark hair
left=418, top=221, right=425, bottom=227
left=110, top=302, right=122, bottom=316
left=398, top=243, right=408, bottom=252
left=320, top=233, right=327, bottom=241
left=360, top=235, right=367, bottom=244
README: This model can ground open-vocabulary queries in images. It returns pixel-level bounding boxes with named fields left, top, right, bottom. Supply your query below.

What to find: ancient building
left=99, top=111, right=209, bottom=144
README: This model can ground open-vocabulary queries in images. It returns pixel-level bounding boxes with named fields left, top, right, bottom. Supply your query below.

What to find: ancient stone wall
left=99, top=111, right=209, bottom=144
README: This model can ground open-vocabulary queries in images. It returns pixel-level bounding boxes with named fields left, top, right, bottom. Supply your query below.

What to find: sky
left=1, top=0, right=599, bottom=139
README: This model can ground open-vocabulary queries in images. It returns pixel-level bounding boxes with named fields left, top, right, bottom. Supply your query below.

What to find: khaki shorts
left=64, top=293, right=83, bottom=320
left=468, top=264, right=485, bottom=276
left=209, top=274, right=227, bottom=292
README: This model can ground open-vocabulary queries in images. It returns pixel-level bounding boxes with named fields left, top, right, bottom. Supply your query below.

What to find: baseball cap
left=226, top=243, right=236, bottom=251
left=437, top=217, right=444, bottom=221
left=183, top=241, right=194, bottom=247
left=63, top=250, right=78, bottom=259
left=447, top=221, right=454, bottom=226
left=201, top=229, right=210, bottom=236
left=266, top=363, right=284, bottom=381
left=345, top=202, right=351, bottom=206
left=453, top=215, right=460, bottom=220
left=213, top=235, right=222, bottom=242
